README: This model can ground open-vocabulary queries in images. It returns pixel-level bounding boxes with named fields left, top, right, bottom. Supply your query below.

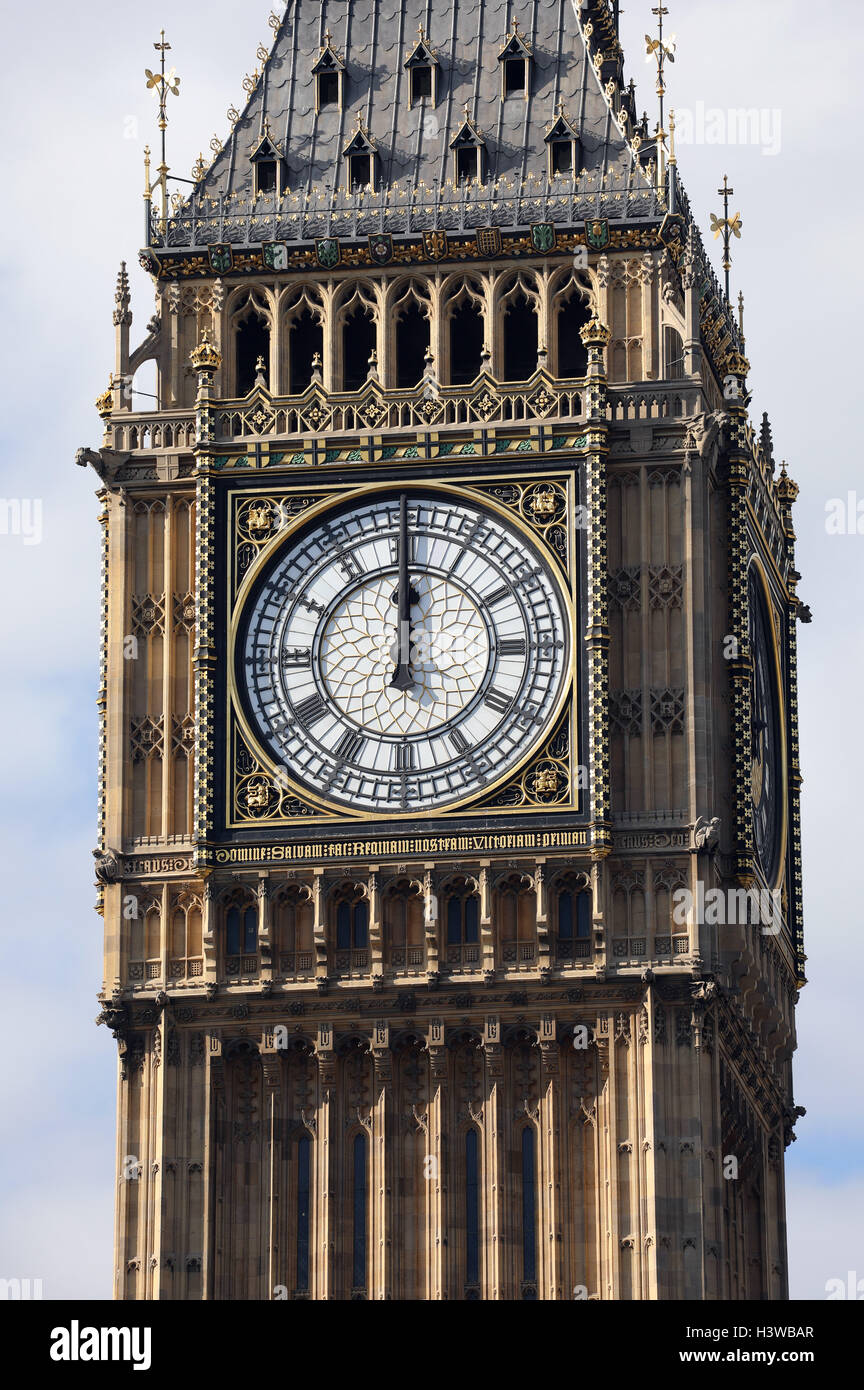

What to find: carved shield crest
left=531, top=223, right=556, bottom=254
left=475, top=225, right=502, bottom=257
left=208, top=243, right=233, bottom=273
left=367, top=233, right=393, bottom=265
left=584, top=219, right=610, bottom=251
left=422, top=229, right=449, bottom=261
left=263, top=241, right=289, bottom=271
left=316, top=238, right=341, bottom=269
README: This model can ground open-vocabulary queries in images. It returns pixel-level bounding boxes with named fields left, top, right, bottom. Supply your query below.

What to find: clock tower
left=84, top=0, right=806, bottom=1300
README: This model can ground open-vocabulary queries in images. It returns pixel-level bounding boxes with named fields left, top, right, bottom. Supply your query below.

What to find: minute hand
left=390, top=494, right=418, bottom=691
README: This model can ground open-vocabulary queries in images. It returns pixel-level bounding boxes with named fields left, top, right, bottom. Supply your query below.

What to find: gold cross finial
left=711, top=175, right=743, bottom=303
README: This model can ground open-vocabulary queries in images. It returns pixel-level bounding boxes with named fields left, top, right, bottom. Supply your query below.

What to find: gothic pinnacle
left=113, top=262, right=132, bottom=327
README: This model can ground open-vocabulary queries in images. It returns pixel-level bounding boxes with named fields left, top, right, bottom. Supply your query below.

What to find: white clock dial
left=240, top=490, right=570, bottom=814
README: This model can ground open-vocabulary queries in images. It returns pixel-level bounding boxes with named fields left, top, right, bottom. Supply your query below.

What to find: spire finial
left=144, top=30, right=181, bottom=226
left=645, top=7, right=676, bottom=194
left=709, top=175, right=743, bottom=304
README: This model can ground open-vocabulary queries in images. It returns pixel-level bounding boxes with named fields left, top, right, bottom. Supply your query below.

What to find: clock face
left=239, top=490, right=571, bottom=814
left=749, top=569, right=783, bottom=878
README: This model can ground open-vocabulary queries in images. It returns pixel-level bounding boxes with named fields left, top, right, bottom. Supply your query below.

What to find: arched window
left=446, top=281, right=485, bottom=386
left=289, top=309, right=323, bottom=394
left=557, top=292, right=592, bottom=379
left=555, top=872, right=592, bottom=961
left=352, top=1133, right=368, bottom=1297
left=333, top=882, right=369, bottom=975
left=386, top=879, right=425, bottom=971
left=520, top=1126, right=538, bottom=1298
left=234, top=309, right=270, bottom=397
left=169, top=893, right=203, bottom=981
left=611, top=872, right=647, bottom=960
left=395, top=297, right=431, bottom=389
left=225, top=893, right=258, bottom=976
left=296, top=1134, right=311, bottom=1295
left=129, top=899, right=160, bottom=984
left=340, top=300, right=377, bottom=392
left=274, top=884, right=314, bottom=978
left=465, top=1128, right=480, bottom=1296
left=502, top=292, right=539, bottom=382
left=498, top=873, right=536, bottom=965
left=444, top=877, right=480, bottom=968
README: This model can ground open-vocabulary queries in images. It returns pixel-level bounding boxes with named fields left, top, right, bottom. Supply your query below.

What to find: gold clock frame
left=225, top=473, right=582, bottom=827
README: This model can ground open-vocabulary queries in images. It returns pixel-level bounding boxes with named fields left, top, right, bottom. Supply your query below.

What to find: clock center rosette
left=318, top=572, right=490, bottom=737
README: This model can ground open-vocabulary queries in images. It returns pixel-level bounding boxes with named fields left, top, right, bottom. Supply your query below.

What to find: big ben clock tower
left=83, top=0, right=806, bottom=1301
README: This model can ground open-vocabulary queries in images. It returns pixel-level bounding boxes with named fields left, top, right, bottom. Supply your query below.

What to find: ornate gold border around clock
left=749, top=555, right=789, bottom=895
left=224, top=475, right=581, bottom=827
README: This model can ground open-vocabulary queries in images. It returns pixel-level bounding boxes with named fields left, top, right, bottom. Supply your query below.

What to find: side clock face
left=749, top=569, right=783, bottom=878
left=239, top=490, right=571, bottom=814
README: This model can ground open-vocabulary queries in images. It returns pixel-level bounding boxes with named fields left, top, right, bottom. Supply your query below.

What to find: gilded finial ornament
left=144, top=30, right=181, bottom=225
left=96, top=381, right=114, bottom=417
left=580, top=314, right=612, bottom=348
left=190, top=332, right=222, bottom=373
left=711, top=175, right=743, bottom=304
left=777, top=464, right=799, bottom=504
left=644, top=7, right=676, bottom=193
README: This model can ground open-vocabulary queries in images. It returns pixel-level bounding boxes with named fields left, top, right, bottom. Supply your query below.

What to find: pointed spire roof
left=198, top=0, right=643, bottom=207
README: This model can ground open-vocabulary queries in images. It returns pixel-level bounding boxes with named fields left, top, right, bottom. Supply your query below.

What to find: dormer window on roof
left=544, top=105, right=581, bottom=179
left=313, top=30, right=346, bottom=112
left=343, top=115, right=377, bottom=192
left=250, top=122, right=286, bottom=197
left=498, top=19, right=532, bottom=99
left=404, top=26, right=439, bottom=106
left=450, top=108, right=486, bottom=187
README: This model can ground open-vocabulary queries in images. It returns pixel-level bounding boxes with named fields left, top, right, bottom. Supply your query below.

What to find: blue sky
left=0, top=0, right=861, bottom=1299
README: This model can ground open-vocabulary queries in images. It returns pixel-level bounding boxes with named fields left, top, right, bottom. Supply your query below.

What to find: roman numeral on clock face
left=484, top=584, right=511, bottom=608
left=498, top=637, right=527, bottom=657
left=294, top=693, right=328, bottom=726
left=299, top=595, right=324, bottom=616
left=484, top=687, right=512, bottom=714
left=448, top=728, right=469, bottom=755
left=338, top=551, right=362, bottom=580
left=334, top=729, right=366, bottom=763
left=395, top=742, right=415, bottom=772
left=282, top=648, right=312, bottom=669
